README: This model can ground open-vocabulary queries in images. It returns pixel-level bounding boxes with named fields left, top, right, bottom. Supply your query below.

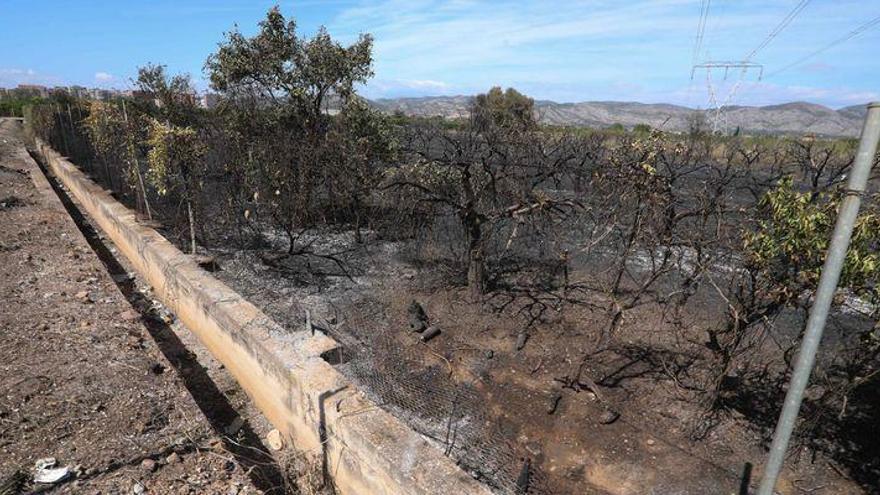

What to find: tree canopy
left=205, top=6, right=373, bottom=123
left=135, top=63, right=199, bottom=126
left=471, top=86, right=536, bottom=133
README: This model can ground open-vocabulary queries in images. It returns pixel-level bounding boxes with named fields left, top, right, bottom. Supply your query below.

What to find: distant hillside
left=372, top=96, right=474, bottom=119
left=370, top=96, right=866, bottom=137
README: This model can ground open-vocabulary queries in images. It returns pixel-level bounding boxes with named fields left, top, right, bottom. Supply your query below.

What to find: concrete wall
left=34, top=139, right=493, bottom=495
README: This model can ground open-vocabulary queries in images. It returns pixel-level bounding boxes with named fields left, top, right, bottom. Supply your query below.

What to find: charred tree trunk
left=463, top=208, right=485, bottom=299
left=460, top=161, right=486, bottom=299
left=286, top=223, right=297, bottom=255
left=353, top=195, right=363, bottom=244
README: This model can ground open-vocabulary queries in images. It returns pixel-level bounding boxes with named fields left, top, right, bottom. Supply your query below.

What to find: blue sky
left=1, top=0, right=878, bottom=108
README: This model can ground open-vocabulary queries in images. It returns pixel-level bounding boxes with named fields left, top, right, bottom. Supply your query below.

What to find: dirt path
left=0, top=119, right=270, bottom=494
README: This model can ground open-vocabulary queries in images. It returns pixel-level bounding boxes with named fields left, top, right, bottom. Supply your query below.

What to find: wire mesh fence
left=205, top=239, right=550, bottom=493
left=319, top=320, right=549, bottom=495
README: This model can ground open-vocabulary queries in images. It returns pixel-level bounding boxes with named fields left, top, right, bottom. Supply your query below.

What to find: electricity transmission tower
left=690, top=1, right=811, bottom=134
left=691, top=61, right=763, bottom=134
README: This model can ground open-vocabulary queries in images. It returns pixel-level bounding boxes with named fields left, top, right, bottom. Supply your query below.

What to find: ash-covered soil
left=21, top=113, right=872, bottom=494
left=204, top=222, right=866, bottom=494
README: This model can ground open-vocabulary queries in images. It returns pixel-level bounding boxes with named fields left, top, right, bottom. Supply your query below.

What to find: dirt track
left=0, top=119, right=270, bottom=494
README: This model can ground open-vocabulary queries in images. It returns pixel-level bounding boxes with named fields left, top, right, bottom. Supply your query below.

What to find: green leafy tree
left=745, top=176, right=880, bottom=304
left=134, top=64, right=200, bottom=127
left=471, top=86, right=536, bottom=133
left=145, top=119, right=206, bottom=254
left=81, top=100, right=152, bottom=218
left=0, top=96, right=44, bottom=117
left=206, top=6, right=372, bottom=122
left=205, top=6, right=377, bottom=253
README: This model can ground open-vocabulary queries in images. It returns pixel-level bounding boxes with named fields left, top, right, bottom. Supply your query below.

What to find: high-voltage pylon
left=691, top=61, right=763, bottom=134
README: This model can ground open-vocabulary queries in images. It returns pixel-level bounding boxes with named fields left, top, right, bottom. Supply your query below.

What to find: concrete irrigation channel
left=29, top=135, right=494, bottom=495
left=0, top=118, right=262, bottom=494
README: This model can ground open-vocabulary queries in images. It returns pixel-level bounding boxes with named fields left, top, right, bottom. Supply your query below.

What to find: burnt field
left=17, top=9, right=880, bottom=492
left=25, top=93, right=880, bottom=494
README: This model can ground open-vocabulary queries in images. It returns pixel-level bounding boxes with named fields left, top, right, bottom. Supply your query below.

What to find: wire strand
left=692, top=0, right=712, bottom=67
left=766, top=14, right=880, bottom=78
left=744, top=0, right=811, bottom=61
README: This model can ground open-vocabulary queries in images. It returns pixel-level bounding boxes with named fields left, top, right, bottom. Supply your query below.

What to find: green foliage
left=633, top=123, right=652, bottom=135
left=135, top=64, right=200, bottom=126
left=0, top=96, right=44, bottom=117
left=472, top=86, right=536, bottom=132
left=80, top=99, right=154, bottom=215
left=744, top=176, right=880, bottom=303
left=607, top=123, right=625, bottom=133
left=81, top=101, right=127, bottom=160
left=21, top=104, right=55, bottom=143
left=206, top=6, right=373, bottom=121
left=144, top=119, right=205, bottom=197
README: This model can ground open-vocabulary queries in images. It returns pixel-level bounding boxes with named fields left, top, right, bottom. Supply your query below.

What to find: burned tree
left=388, top=88, right=580, bottom=298
left=787, top=137, right=856, bottom=201
left=325, top=99, right=397, bottom=243
left=133, top=64, right=201, bottom=128
left=205, top=6, right=378, bottom=254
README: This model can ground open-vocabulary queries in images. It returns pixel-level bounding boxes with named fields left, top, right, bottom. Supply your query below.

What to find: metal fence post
left=757, top=101, right=880, bottom=495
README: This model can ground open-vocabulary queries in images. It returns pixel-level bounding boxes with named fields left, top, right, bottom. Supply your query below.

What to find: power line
left=744, top=0, right=811, bottom=61
left=686, top=0, right=712, bottom=110
left=727, top=1, right=810, bottom=119
left=691, top=1, right=809, bottom=132
left=692, top=0, right=712, bottom=66
left=766, top=14, right=880, bottom=78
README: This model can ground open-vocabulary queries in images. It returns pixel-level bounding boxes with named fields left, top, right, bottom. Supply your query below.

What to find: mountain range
left=370, top=96, right=868, bottom=137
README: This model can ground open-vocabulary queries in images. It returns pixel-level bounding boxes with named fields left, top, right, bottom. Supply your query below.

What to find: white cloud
left=0, top=68, right=59, bottom=87
left=325, top=0, right=878, bottom=107
left=401, top=79, right=448, bottom=90
left=331, top=0, right=721, bottom=80
left=0, top=68, right=36, bottom=76
left=94, top=72, right=114, bottom=82
left=364, top=78, right=456, bottom=98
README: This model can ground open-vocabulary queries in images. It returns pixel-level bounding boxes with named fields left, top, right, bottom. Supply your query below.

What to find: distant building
left=199, top=92, right=220, bottom=109
left=16, top=84, right=49, bottom=98
left=2, top=84, right=213, bottom=112
left=68, top=86, right=89, bottom=99
left=86, top=88, right=113, bottom=100
left=49, top=87, right=70, bottom=98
